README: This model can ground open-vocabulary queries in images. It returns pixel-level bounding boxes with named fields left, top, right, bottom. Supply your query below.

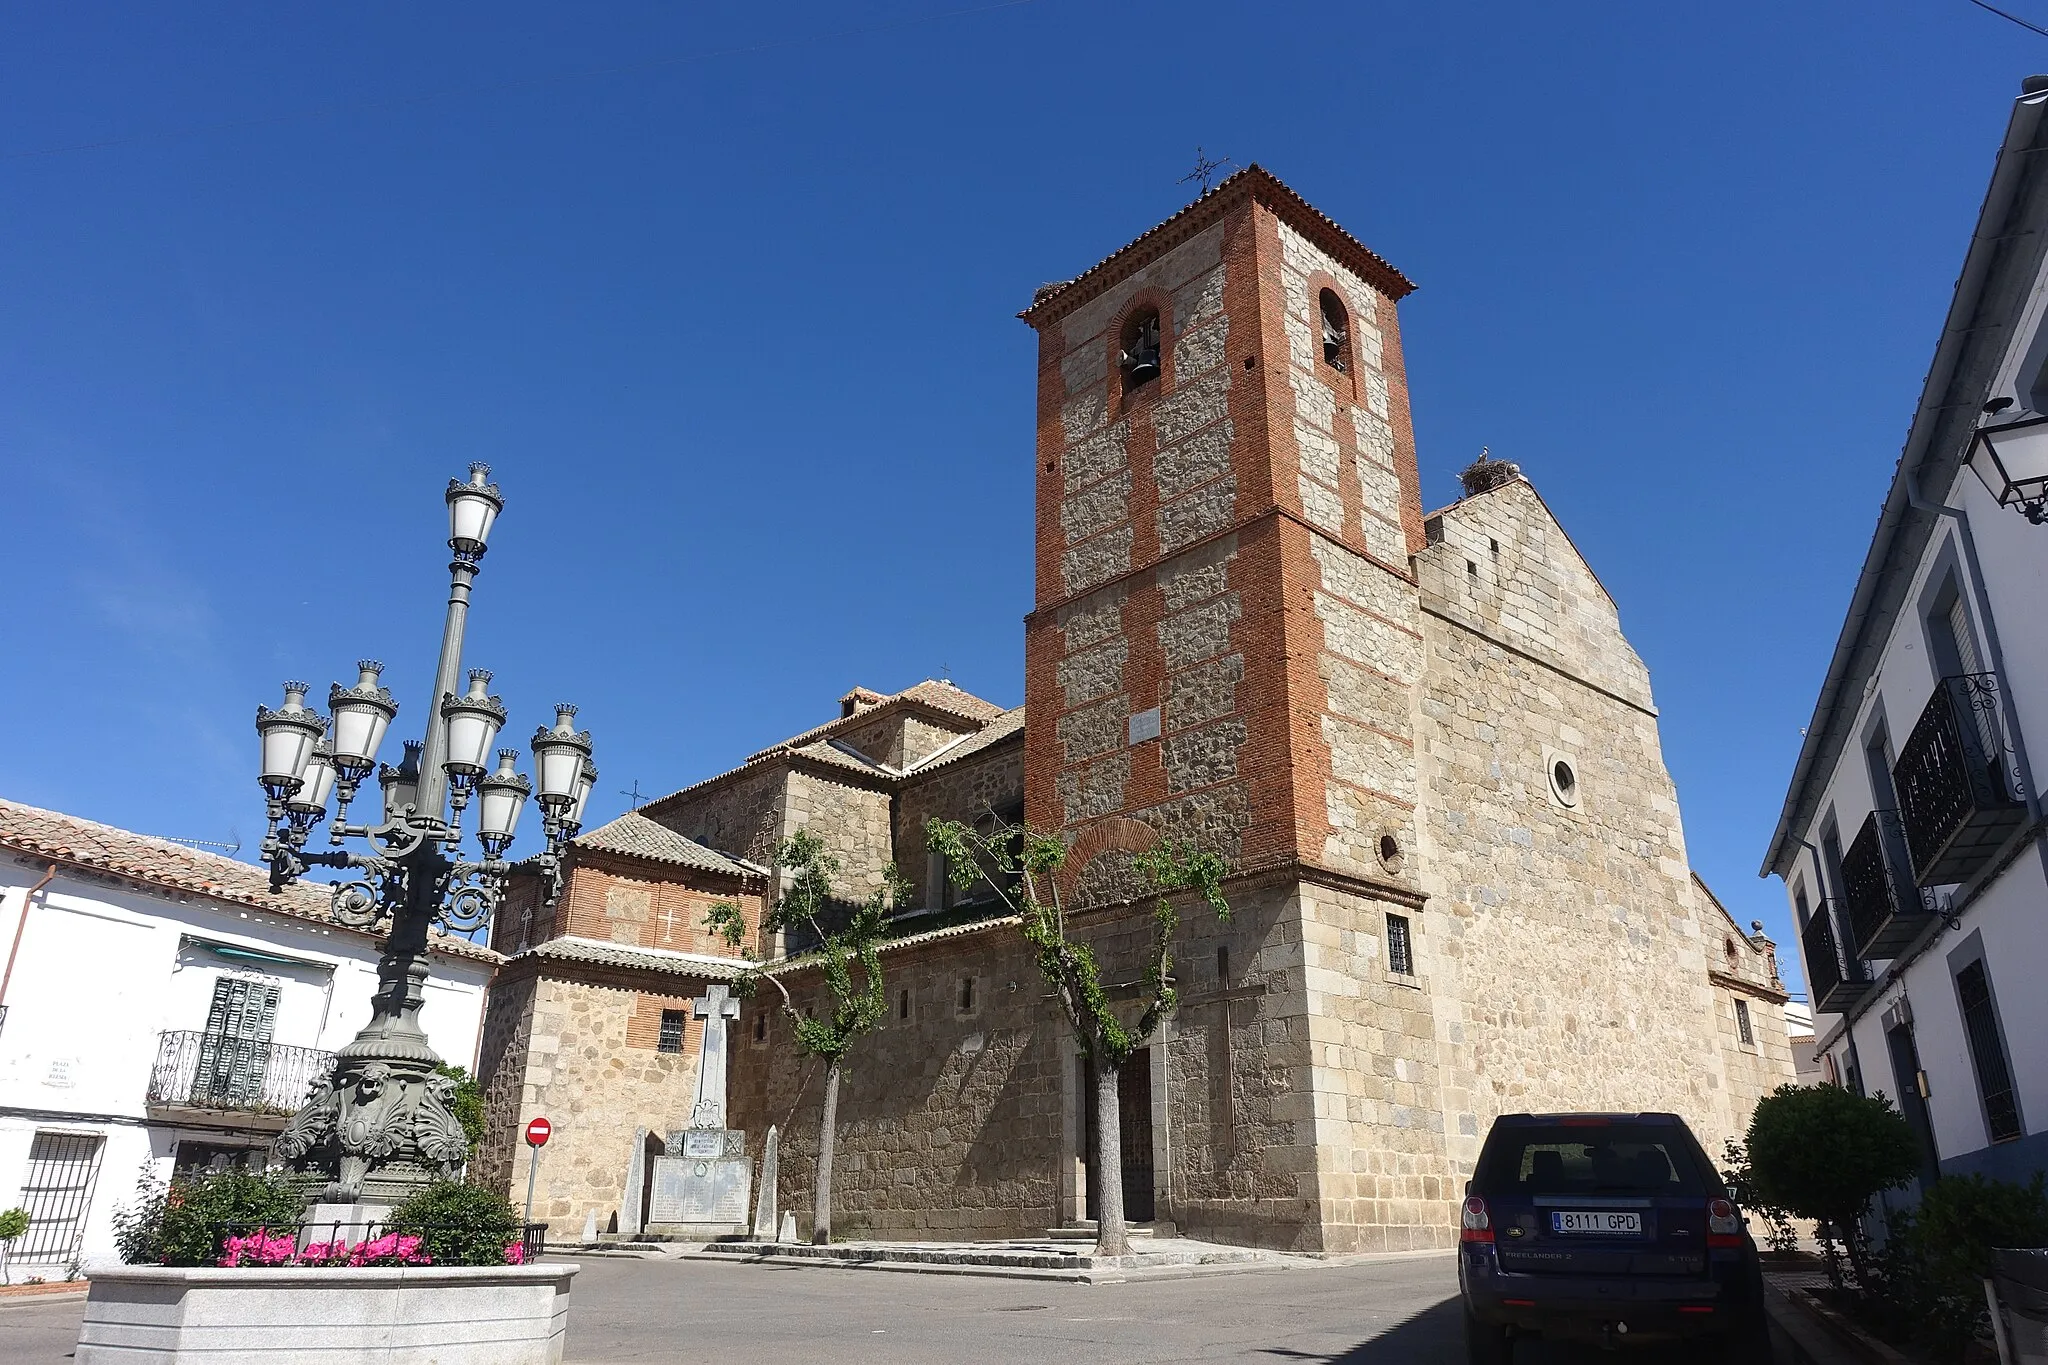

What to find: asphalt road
left=0, top=1253, right=1779, bottom=1363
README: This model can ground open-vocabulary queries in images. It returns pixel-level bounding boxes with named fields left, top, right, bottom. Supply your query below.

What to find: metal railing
left=1893, top=672, right=2027, bottom=886
left=147, top=1030, right=334, bottom=1116
left=1802, top=900, right=1870, bottom=1014
left=1841, top=809, right=1937, bottom=960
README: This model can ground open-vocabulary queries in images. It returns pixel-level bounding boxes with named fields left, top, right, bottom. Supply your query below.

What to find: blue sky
left=3, top=1, right=2043, bottom=1001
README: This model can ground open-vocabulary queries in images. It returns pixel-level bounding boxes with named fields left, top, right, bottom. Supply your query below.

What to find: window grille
left=13, top=1131, right=104, bottom=1262
left=1386, top=914, right=1414, bottom=976
left=1957, top=961, right=2022, bottom=1142
left=1735, top=999, right=1754, bottom=1047
left=657, top=1009, right=687, bottom=1055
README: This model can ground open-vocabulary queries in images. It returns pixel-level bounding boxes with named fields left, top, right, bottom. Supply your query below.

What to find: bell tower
left=1019, top=166, right=1427, bottom=901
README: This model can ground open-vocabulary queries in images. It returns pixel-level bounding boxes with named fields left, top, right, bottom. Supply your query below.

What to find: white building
left=1764, top=79, right=2048, bottom=1194
left=0, top=800, right=496, bottom=1273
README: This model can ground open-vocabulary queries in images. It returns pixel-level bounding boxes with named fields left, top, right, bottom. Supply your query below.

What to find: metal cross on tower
left=1178, top=147, right=1235, bottom=196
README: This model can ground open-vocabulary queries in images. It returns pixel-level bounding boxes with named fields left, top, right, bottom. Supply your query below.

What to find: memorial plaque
left=648, top=1154, right=750, bottom=1226
left=682, top=1130, right=724, bottom=1159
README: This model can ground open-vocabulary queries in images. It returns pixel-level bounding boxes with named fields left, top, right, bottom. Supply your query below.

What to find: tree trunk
left=1093, top=1057, right=1130, bottom=1257
left=813, top=1060, right=840, bottom=1246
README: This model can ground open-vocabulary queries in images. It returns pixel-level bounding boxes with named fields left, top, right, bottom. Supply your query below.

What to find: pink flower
left=502, top=1240, right=526, bottom=1265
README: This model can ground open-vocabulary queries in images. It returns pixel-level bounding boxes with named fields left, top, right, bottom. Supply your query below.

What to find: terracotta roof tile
left=573, top=812, right=760, bottom=879
left=1019, top=164, right=1415, bottom=326
left=906, top=706, right=1025, bottom=775
left=518, top=934, right=752, bottom=980
left=0, top=799, right=498, bottom=963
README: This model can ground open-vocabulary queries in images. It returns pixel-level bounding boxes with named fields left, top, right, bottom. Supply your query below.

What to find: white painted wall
left=1784, top=243, right=2048, bottom=1189
left=0, top=859, right=492, bottom=1271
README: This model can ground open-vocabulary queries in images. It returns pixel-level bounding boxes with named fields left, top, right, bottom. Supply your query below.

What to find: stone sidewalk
left=569, top=1234, right=1449, bottom=1283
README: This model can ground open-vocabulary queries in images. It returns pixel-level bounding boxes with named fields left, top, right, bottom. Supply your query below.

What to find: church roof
left=0, top=798, right=499, bottom=963
left=906, top=705, right=1025, bottom=774
left=1018, top=164, right=1415, bottom=327
left=518, top=933, right=753, bottom=980
left=643, top=680, right=1013, bottom=812
left=573, top=811, right=761, bottom=880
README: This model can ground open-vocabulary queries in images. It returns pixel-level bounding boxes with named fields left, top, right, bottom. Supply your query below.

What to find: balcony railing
left=1841, top=809, right=1937, bottom=960
left=147, top=1030, right=333, bottom=1117
left=1802, top=900, right=1871, bottom=1014
left=1893, top=673, right=2027, bottom=886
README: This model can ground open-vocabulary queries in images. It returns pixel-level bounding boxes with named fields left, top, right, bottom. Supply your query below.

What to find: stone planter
left=74, top=1262, right=579, bottom=1364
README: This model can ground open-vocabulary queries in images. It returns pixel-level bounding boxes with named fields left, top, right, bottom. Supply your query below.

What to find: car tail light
left=1707, top=1198, right=1743, bottom=1248
left=1461, top=1196, right=1493, bottom=1243
left=1678, top=1305, right=1715, bottom=1315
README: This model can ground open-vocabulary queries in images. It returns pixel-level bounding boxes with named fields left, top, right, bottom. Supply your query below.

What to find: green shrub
left=1745, top=1083, right=1920, bottom=1287
left=156, top=1168, right=304, bottom=1267
left=1887, top=1174, right=2048, bottom=1358
left=387, top=1181, right=519, bottom=1267
left=1720, top=1138, right=1799, bottom=1253
left=112, top=1169, right=168, bottom=1265
left=0, top=1207, right=28, bottom=1243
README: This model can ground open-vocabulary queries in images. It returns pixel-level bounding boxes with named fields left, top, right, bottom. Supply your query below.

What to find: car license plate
left=1552, top=1210, right=1643, bottom=1235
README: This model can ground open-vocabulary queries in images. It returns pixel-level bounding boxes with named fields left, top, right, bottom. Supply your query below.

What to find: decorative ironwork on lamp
left=1968, top=412, right=2048, bottom=524
left=253, top=465, right=594, bottom=1209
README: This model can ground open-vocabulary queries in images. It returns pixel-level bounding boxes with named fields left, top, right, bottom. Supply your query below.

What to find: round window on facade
left=1548, top=755, right=1580, bottom=807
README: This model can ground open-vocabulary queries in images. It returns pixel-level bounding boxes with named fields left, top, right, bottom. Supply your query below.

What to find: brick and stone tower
left=1020, top=165, right=1427, bottom=909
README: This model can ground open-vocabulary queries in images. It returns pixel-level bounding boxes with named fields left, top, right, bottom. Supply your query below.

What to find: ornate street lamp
left=1968, top=413, right=2048, bottom=524
left=258, top=465, right=592, bottom=1211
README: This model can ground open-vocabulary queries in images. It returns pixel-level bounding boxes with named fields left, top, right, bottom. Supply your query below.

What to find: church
left=473, top=166, right=1794, bottom=1254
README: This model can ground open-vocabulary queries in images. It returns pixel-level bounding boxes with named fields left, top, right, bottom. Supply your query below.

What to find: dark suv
left=1458, top=1112, right=1769, bottom=1362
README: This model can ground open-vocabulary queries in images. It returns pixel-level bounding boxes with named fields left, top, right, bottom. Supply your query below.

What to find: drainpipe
left=0, top=864, right=59, bottom=1021
left=1907, top=475, right=2043, bottom=822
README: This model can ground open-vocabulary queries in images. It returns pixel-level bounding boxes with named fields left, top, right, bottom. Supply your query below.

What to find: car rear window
left=1476, top=1124, right=1712, bottom=1196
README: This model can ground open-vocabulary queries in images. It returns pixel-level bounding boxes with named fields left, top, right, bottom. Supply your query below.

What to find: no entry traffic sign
left=525, top=1117, right=552, bottom=1147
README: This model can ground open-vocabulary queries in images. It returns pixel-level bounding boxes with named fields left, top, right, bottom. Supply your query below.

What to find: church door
left=1083, top=1050, right=1155, bottom=1224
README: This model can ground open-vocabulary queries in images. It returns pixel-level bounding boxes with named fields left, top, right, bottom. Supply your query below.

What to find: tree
left=926, top=816, right=1229, bottom=1257
left=705, top=827, right=902, bottom=1246
left=0, top=1206, right=28, bottom=1285
left=1744, top=1082, right=1920, bottom=1288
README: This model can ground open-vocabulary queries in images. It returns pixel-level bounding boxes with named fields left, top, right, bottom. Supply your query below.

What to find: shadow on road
left=1261, top=1295, right=1758, bottom=1364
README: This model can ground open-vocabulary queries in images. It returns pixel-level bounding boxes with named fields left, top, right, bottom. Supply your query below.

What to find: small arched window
left=1119, top=309, right=1162, bottom=392
left=1319, top=289, right=1350, bottom=373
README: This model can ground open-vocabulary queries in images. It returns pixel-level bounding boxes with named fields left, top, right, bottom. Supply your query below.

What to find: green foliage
left=0, top=1207, right=28, bottom=1242
left=155, top=1167, right=304, bottom=1267
left=926, top=816, right=1230, bottom=1068
left=1877, top=1175, right=2048, bottom=1358
left=434, top=1063, right=486, bottom=1155
left=1719, top=1139, right=1798, bottom=1254
left=1745, top=1083, right=1920, bottom=1230
left=112, top=1168, right=168, bottom=1265
left=703, top=828, right=902, bottom=1065
left=388, top=1180, right=521, bottom=1267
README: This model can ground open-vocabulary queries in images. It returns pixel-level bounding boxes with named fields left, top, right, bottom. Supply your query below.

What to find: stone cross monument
left=689, top=984, right=739, bottom=1129
left=639, top=982, right=752, bottom=1239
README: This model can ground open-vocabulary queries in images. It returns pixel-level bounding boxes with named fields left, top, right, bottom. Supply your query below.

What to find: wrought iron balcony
left=1841, top=809, right=1936, bottom=960
left=1802, top=900, right=1871, bottom=1014
left=1893, top=673, right=2027, bottom=886
left=147, top=1030, right=333, bottom=1121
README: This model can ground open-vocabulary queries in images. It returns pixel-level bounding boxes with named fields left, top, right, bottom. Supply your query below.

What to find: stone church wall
left=1411, top=480, right=1761, bottom=1174
left=891, top=738, right=1024, bottom=908
left=784, top=769, right=894, bottom=903
left=475, top=970, right=710, bottom=1232
left=655, top=766, right=785, bottom=869
left=728, top=925, right=1060, bottom=1241
left=549, top=855, right=762, bottom=955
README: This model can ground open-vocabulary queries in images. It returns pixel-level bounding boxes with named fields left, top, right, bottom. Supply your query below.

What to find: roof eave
left=1761, top=86, right=2048, bottom=878
left=1017, top=164, right=1415, bottom=329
